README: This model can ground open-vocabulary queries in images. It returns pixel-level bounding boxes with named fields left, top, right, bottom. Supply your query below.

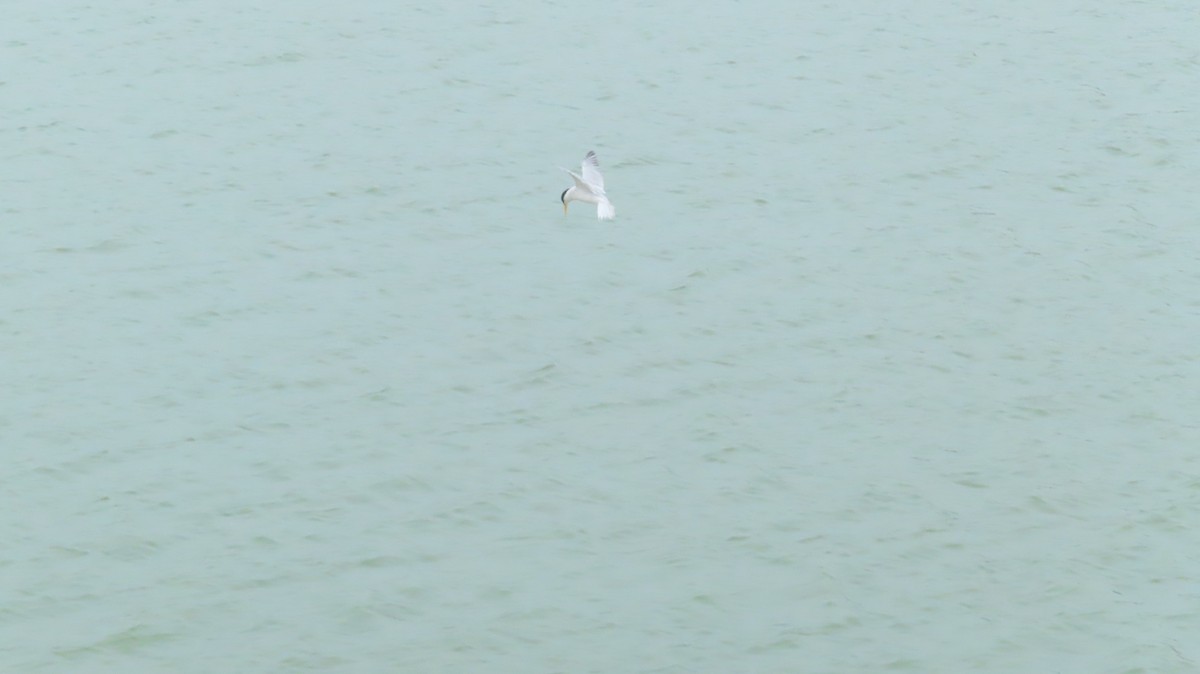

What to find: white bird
left=560, top=150, right=616, bottom=220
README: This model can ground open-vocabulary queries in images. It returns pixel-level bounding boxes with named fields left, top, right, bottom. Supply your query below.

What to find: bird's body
left=561, top=151, right=615, bottom=220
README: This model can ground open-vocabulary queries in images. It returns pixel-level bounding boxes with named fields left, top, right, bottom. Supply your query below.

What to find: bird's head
left=560, top=188, right=570, bottom=214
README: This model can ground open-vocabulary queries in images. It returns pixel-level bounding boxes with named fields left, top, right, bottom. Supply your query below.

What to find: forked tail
left=597, top=199, right=616, bottom=220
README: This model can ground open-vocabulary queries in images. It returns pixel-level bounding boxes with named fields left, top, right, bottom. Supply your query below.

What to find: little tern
left=560, top=151, right=615, bottom=220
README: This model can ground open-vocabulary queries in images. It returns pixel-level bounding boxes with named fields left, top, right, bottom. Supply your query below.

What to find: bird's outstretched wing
left=581, top=151, right=605, bottom=192
left=561, top=168, right=593, bottom=194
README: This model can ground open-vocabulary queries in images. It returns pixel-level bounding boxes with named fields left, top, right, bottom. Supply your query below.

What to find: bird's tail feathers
left=597, top=200, right=616, bottom=220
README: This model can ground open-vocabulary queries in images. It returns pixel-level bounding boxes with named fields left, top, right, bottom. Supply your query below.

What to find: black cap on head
left=560, top=188, right=569, bottom=204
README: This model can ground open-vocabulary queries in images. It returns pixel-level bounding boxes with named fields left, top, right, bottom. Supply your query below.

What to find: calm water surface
left=4, top=1, right=1200, bottom=672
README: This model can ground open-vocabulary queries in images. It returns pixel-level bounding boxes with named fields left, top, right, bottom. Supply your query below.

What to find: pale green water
left=4, top=1, right=1200, bottom=672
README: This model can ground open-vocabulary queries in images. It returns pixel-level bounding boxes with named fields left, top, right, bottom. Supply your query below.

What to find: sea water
left=3, top=1, right=1199, bottom=672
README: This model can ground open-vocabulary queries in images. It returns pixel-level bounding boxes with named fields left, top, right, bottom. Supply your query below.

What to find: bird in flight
left=560, top=151, right=615, bottom=220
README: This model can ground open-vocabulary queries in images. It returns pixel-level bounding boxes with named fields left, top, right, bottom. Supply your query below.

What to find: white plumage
left=560, top=151, right=615, bottom=220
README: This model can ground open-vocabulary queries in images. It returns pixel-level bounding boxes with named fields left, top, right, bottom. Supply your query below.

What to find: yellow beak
left=563, top=202, right=569, bottom=215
